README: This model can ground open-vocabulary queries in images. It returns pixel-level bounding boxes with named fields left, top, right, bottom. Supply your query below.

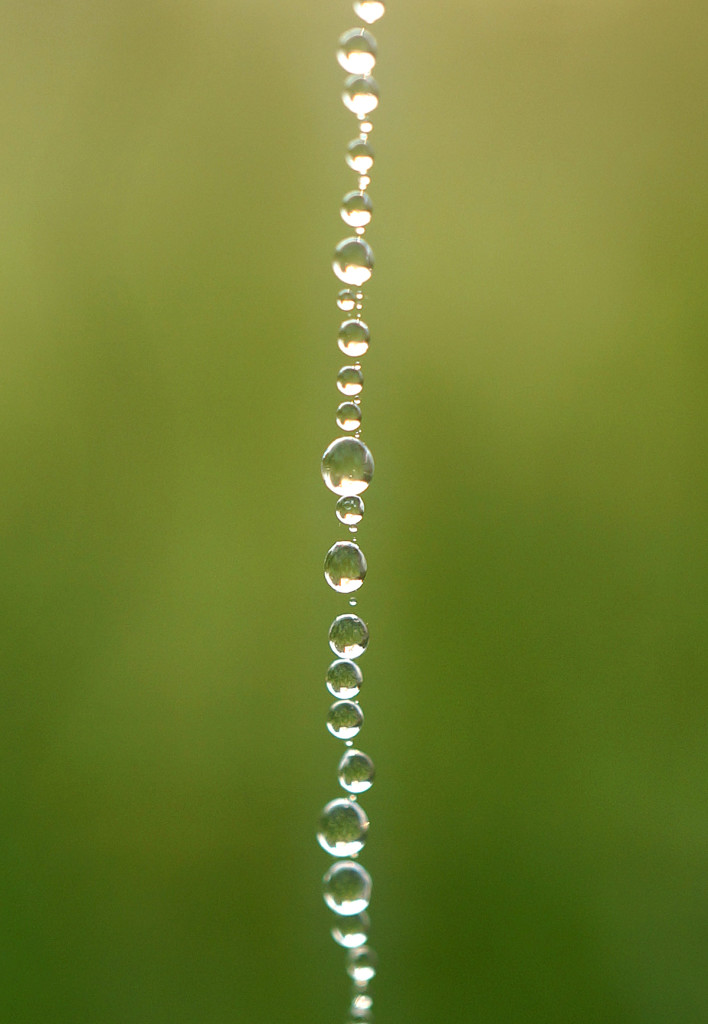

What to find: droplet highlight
left=326, top=699, right=364, bottom=740
left=323, top=860, right=372, bottom=916
left=342, top=75, right=380, bottom=118
left=321, top=437, right=374, bottom=496
left=338, top=748, right=375, bottom=794
left=353, top=0, right=385, bottom=24
left=334, top=237, right=374, bottom=287
left=337, top=28, right=377, bottom=76
left=317, top=798, right=369, bottom=857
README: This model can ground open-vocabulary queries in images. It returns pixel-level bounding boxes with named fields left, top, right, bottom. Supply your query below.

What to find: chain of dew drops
left=317, top=2, right=385, bottom=1022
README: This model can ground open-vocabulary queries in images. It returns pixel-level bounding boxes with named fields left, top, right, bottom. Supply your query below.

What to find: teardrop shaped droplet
left=331, top=911, right=370, bottom=949
left=353, top=0, right=385, bottom=24
left=346, top=139, right=374, bottom=174
left=317, top=798, right=369, bottom=857
left=329, top=613, right=369, bottom=658
left=337, top=28, right=377, bottom=75
left=327, top=658, right=363, bottom=698
left=341, top=191, right=373, bottom=229
left=336, top=402, right=363, bottom=432
left=326, top=699, right=364, bottom=739
left=347, top=945, right=378, bottom=982
left=338, top=318, right=370, bottom=356
left=323, top=860, right=372, bottom=916
left=336, top=494, right=365, bottom=525
left=321, top=437, right=374, bottom=496
left=342, top=75, right=379, bottom=118
left=324, top=540, right=367, bottom=593
left=337, top=365, right=364, bottom=397
left=338, top=748, right=375, bottom=794
left=334, top=237, right=374, bottom=286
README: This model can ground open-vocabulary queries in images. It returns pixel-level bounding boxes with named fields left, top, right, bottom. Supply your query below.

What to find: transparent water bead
left=337, top=28, right=377, bottom=76
left=342, top=75, right=379, bottom=118
left=354, top=0, right=385, bottom=24
left=317, top=798, right=369, bottom=857
left=337, top=366, right=364, bottom=397
left=331, top=911, right=370, bottom=949
left=324, top=540, right=367, bottom=593
left=351, top=992, right=374, bottom=1018
left=337, top=288, right=360, bottom=312
left=346, top=139, right=374, bottom=174
left=341, top=192, right=373, bottom=230
left=323, top=860, right=372, bottom=916
left=336, top=402, right=363, bottom=432
left=334, top=237, right=374, bottom=286
left=327, top=700, right=364, bottom=740
left=329, top=614, right=369, bottom=657
left=338, top=748, right=375, bottom=794
left=321, top=437, right=374, bottom=496
left=338, top=318, right=370, bottom=356
left=327, top=658, right=363, bottom=699
left=336, top=494, right=365, bottom=525
left=347, top=946, right=378, bottom=983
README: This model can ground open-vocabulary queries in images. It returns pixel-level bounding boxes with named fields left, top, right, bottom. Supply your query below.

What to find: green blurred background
left=2, top=1, right=707, bottom=1021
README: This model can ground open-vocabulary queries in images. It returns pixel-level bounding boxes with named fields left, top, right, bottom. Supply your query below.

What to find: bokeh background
left=2, top=1, right=707, bottom=1021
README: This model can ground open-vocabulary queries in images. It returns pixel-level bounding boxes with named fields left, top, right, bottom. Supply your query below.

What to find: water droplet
left=317, top=798, right=369, bottom=857
left=338, top=749, right=375, bottom=794
left=337, top=289, right=357, bottom=311
left=359, top=120, right=373, bottom=135
left=337, top=28, right=377, bottom=75
left=329, top=613, right=369, bottom=658
left=353, top=0, right=385, bottom=24
left=341, top=192, right=373, bottom=230
left=331, top=911, right=370, bottom=949
left=336, top=494, right=365, bottom=525
left=323, top=860, right=372, bottom=916
left=342, top=75, right=379, bottom=118
left=336, top=402, right=363, bottom=432
left=334, top=237, right=374, bottom=286
left=327, top=658, right=363, bottom=699
left=351, top=992, right=374, bottom=1020
left=326, top=699, right=364, bottom=739
left=324, top=540, right=367, bottom=593
left=337, top=365, right=364, bottom=397
left=347, top=945, right=378, bottom=982
left=321, top=437, right=374, bottom=495
left=338, top=318, right=370, bottom=356
left=346, top=139, right=374, bottom=174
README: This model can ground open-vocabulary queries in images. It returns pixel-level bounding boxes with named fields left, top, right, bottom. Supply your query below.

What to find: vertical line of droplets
left=318, top=2, right=385, bottom=1022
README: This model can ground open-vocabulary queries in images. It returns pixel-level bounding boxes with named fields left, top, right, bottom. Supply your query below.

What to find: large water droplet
left=329, top=614, right=369, bottom=657
left=331, top=911, right=370, bottom=949
left=346, top=139, right=374, bottom=174
left=326, top=699, right=364, bottom=740
left=341, top=192, right=373, bottom=230
left=337, top=365, right=364, bottom=397
left=338, top=748, right=375, bottom=794
left=321, top=437, right=374, bottom=496
left=342, top=75, right=379, bottom=118
left=347, top=945, right=378, bottom=982
left=327, top=658, right=363, bottom=698
left=336, top=494, right=365, bottom=525
left=354, top=0, right=385, bottom=24
left=338, top=318, right=370, bottom=356
left=336, top=402, right=363, bottom=432
left=337, top=28, right=377, bottom=75
left=323, top=860, right=372, bottom=916
left=324, top=541, right=367, bottom=593
left=334, top=237, right=374, bottom=286
left=317, top=798, right=369, bottom=857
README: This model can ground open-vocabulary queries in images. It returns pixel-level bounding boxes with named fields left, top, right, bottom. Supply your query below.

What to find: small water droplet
left=358, top=175, right=371, bottom=191
left=338, top=318, right=370, bottom=356
left=323, top=860, right=372, bottom=916
left=317, top=798, right=369, bottom=857
left=337, top=365, right=364, bottom=397
left=337, top=288, right=357, bottom=311
left=321, top=437, right=374, bottom=495
left=359, top=120, right=373, bottom=135
left=349, top=596, right=358, bottom=605
left=327, top=658, right=363, bottom=699
left=338, top=749, right=375, bottom=794
left=334, top=237, right=374, bottom=287
left=342, top=75, right=379, bottom=118
left=346, top=139, right=374, bottom=174
left=351, top=992, right=374, bottom=1019
left=337, top=495, right=365, bottom=525
left=354, top=0, right=385, bottom=24
left=337, top=28, right=377, bottom=75
left=324, top=540, right=367, bottom=593
left=329, top=613, right=369, bottom=658
left=347, top=945, right=378, bottom=982
left=336, top=402, right=363, bottom=432
left=331, top=911, right=370, bottom=949
left=341, top=192, right=373, bottom=230
left=327, top=699, right=364, bottom=739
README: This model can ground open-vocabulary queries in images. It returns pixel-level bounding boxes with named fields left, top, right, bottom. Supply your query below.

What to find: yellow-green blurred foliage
left=1, top=1, right=707, bottom=1021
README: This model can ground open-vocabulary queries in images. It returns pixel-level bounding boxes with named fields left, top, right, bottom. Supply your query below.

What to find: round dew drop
left=347, top=945, right=378, bottom=983
left=331, top=911, right=370, bottom=949
left=346, top=139, right=374, bottom=174
left=342, top=75, right=379, bottom=118
left=341, top=191, right=373, bottom=229
left=336, top=494, right=365, bottom=525
left=337, top=366, right=364, bottom=397
left=329, top=613, right=369, bottom=658
left=337, top=28, right=377, bottom=75
left=338, top=318, right=370, bottom=356
left=337, top=288, right=358, bottom=312
left=354, top=0, right=385, bottom=24
left=324, top=540, right=367, bottom=593
left=334, top=237, right=374, bottom=287
left=317, top=798, right=369, bottom=857
left=336, top=402, right=362, bottom=432
left=326, top=699, right=364, bottom=740
left=321, top=437, right=374, bottom=495
left=323, top=860, right=372, bottom=916
left=350, top=992, right=374, bottom=1020
left=327, top=658, right=363, bottom=698
left=338, top=748, right=375, bottom=793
